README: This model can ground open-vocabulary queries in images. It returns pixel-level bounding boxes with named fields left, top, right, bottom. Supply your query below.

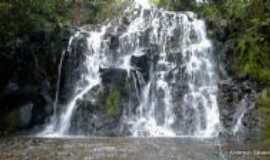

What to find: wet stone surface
left=0, top=137, right=270, bottom=160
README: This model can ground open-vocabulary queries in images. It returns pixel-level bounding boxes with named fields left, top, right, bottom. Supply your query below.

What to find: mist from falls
left=39, top=0, right=222, bottom=138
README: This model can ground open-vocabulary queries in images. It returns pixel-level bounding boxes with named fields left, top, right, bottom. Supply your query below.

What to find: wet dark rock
left=18, top=103, right=33, bottom=128
left=58, top=32, right=89, bottom=104
left=100, top=67, right=128, bottom=86
left=218, top=78, right=260, bottom=141
left=109, top=35, right=120, bottom=50
left=68, top=66, right=136, bottom=136
left=0, top=84, right=53, bottom=132
left=70, top=104, right=123, bottom=136
left=131, top=54, right=151, bottom=81
left=0, top=27, right=72, bottom=134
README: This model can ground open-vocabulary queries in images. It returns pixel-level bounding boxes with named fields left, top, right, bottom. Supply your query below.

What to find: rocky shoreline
left=0, top=137, right=269, bottom=160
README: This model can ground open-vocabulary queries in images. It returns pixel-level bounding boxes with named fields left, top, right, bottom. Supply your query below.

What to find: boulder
left=100, top=67, right=128, bottom=86
left=0, top=83, right=53, bottom=133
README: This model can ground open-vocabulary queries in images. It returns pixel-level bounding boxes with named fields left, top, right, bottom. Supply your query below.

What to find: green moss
left=257, top=89, right=270, bottom=142
left=1, top=111, right=20, bottom=133
left=106, top=88, right=121, bottom=117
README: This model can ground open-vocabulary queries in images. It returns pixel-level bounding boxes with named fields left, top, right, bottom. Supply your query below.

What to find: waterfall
left=122, top=6, right=220, bottom=137
left=39, top=32, right=81, bottom=136
left=39, top=0, right=221, bottom=138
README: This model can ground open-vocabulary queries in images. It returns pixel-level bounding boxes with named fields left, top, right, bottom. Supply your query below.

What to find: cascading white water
left=39, top=28, right=108, bottom=136
left=180, top=15, right=220, bottom=138
left=40, top=0, right=221, bottom=138
left=39, top=32, right=82, bottom=136
left=122, top=3, right=220, bottom=137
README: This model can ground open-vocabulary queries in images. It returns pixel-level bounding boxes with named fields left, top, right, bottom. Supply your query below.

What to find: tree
left=72, top=0, right=82, bottom=25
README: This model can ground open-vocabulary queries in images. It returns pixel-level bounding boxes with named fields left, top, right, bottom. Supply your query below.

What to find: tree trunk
left=72, top=0, right=81, bottom=26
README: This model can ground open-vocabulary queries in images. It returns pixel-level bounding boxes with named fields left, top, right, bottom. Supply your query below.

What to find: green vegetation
left=256, top=88, right=270, bottom=142
left=151, top=0, right=196, bottom=10
left=0, top=0, right=124, bottom=46
left=199, top=0, right=270, bottom=84
left=82, top=0, right=125, bottom=24
left=106, top=88, right=121, bottom=117
left=0, top=0, right=70, bottom=46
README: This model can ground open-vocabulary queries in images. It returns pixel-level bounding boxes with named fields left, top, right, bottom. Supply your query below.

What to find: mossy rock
left=0, top=110, right=20, bottom=134
left=106, top=88, right=121, bottom=117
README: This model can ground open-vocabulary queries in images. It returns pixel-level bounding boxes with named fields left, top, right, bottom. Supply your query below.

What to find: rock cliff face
left=217, top=79, right=261, bottom=141
left=0, top=28, right=72, bottom=135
